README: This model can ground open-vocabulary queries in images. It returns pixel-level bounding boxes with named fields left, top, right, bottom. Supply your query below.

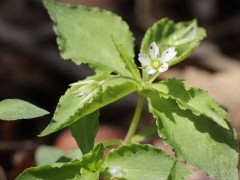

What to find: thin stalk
left=124, top=94, right=145, bottom=144
left=149, top=72, right=160, bottom=83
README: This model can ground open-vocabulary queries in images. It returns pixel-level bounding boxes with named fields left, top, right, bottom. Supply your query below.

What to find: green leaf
left=101, top=144, right=192, bottom=180
left=16, top=161, right=82, bottom=180
left=43, top=0, right=138, bottom=78
left=70, top=111, right=99, bottom=154
left=35, top=146, right=65, bottom=166
left=81, top=143, right=104, bottom=171
left=152, top=78, right=230, bottom=129
left=147, top=92, right=238, bottom=180
left=17, top=144, right=103, bottom=180
left=112, top=37, right=141, bottom=80
left=79, top=144, right=104, bottom=180
left=79, top=169, right=99, bottom=180
left=0, top=99, right=49, bottom=120
left=39, top=74, right=139, bottom=136
left=140, top=18, right=206, bottom=66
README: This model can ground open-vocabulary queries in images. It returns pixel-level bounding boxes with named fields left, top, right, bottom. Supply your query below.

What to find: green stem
left=124, top=94, right=145, bottom=144
left=149, top=72, right=160, bottom=82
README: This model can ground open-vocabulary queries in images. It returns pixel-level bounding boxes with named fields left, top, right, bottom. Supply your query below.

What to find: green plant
left=1, top=0, right=238, bottom=179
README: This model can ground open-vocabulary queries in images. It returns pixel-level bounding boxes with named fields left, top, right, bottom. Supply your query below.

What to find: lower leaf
left=16, top=161, right=81, bottom=180
left=101, top=144, right=192, bottom=180
left=148, top=92, right=238, bottom=180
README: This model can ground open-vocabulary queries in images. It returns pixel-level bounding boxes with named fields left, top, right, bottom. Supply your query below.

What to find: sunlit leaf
left=152, top=78, right=230, bottom=129
left=141, top=18, right=206, bottom=67
left=147, top=91, right=238, bottom=180
left=43, top=0, right=140, bottom=79
left=102, top=144, right=192, bottom=180
left=39, top=74, right=139, bottom=136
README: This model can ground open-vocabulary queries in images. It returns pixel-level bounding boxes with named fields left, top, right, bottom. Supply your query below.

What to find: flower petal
left=149, top=42, right=159, bottom=59
left=138, top=53, right=150, bottom=65
left=161, top=47, right=177, bottom=62
left=146, top=66, right=156, bottom=74
left=158, top=63, right=169, bottom=72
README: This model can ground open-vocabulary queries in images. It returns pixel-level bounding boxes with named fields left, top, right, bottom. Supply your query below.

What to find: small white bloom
left=138, top=42, right=177, bottom=74
left=161, top=47, right=177, bottom=62
left=149, top=42, right=159, bottom=59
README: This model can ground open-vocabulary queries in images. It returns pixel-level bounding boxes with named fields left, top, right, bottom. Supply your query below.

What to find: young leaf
left=147, top=92, right=238, bottom=180
left=80, top=144, right=104, bottom=179
left=140, top=18, right=206, bottom=67
left=80, top=169, right=99, bottom=180
left=39, top=74, right=139, bottom=136
left=70, top=111, right=99, bottom=154
left=152, top=78, right=230, bottom=129
left=16, top=161, right=82, bottom=180
left=101, top=144, right=192, bottom=180
left=81, top=144, right=104, bottom=172
left=43, top=0, right=139, bottom=78
left=0, top=99, right=49, bottom=120
left=112, top=37, right=141, bottom=80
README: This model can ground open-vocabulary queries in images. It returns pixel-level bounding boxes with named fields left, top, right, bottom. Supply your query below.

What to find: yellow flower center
left=151, top=59, right=162, bottom=69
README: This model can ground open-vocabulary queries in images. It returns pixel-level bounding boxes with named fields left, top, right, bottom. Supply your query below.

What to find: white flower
left=138, top=42, right=177, bottom=74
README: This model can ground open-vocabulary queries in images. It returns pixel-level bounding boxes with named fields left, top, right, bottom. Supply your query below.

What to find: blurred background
left=0, top=0, right=239, bottom=179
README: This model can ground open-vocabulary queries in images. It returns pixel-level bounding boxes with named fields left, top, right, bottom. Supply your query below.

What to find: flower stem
left=124, top=94, right=145, bottom=144
left=149, top=72, right=160, bottom=82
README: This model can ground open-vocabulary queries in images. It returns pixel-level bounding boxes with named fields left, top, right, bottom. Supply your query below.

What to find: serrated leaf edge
left=39, top=77, right=139, bottom=136
left=44, top=0, right=136, bottom=78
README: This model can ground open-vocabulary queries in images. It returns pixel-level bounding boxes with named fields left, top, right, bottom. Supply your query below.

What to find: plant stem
left=124, top=94, right=145, bottom=144
left=149, top=72, right=160, bottom=82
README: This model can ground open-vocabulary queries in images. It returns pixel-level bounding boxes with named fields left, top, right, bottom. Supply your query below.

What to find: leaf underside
left=70, top=111, right=99, bottom=154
